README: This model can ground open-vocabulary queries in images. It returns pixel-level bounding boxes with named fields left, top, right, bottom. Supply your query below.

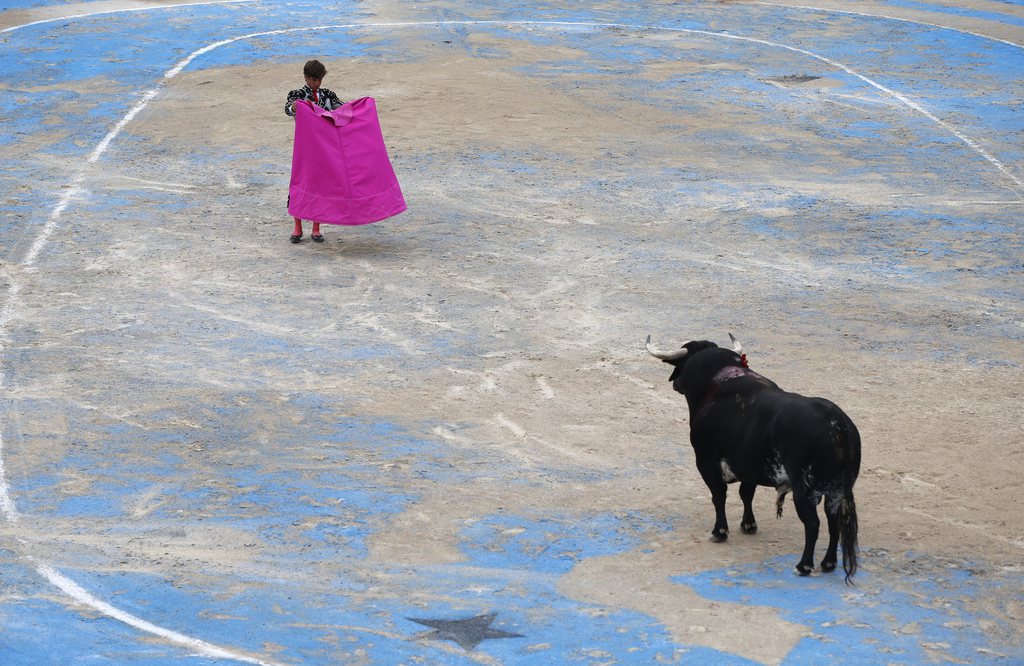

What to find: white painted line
left=32, top=561, right=283, bottom=665
left=1, top=8, right=316, bottom=663
left=755, top=2, right=1024, bottom=50
left=0, top=430, right=19, bottom=523
left=0, top=0, right=257, bottom=34
left=118, top=176, right=196, bottom=189
left=22, top=182, right=83, bottom=268
left=108, top=175, right=197, bottom=192
left=827, top=91, right=903, bottom=107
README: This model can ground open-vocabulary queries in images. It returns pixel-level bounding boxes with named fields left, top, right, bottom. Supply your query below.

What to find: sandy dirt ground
left=1, top=0, right=1022, bottom=663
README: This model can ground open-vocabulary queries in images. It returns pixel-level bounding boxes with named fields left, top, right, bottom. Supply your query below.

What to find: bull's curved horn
left=728, top=332, right=743, bottom=354
left=646, top=335, right=689, bottom=361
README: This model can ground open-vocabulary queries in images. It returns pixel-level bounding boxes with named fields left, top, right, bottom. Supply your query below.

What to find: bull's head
left=646, top=334, right=744, bottom=384
left=646, top=334, right=741, bottom=360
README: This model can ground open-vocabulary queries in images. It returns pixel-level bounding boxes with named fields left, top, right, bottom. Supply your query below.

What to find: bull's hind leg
left=791, top=489, right=821, bottom=576
left=820, top=493, right=841, bottom=572
left=739, top=482, right=758, bottom=534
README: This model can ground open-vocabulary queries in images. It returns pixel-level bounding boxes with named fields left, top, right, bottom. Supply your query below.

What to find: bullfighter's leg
left=791, top=489, right=820, bottom=575
left=739, top=482, right=758, bottom=534
left=698, top=464, right=730, bottom=542
left=291, top=217, right=303, bottom=243
left=820, top=494, right=841, bottom=572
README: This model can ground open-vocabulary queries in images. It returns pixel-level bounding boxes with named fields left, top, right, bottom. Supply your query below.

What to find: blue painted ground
left=675, top=554, right=1023, bottom=665
left=1, top=1, right=1022, bottom=664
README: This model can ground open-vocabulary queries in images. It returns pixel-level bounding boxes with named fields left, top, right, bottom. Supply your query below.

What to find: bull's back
left=692, top=387, right=860, bottom=489
left=770, top=394, right=861, bottom=489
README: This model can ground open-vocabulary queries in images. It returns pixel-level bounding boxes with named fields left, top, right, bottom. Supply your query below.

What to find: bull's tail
left=835, top=408, right=861, bottom=584
left=776, top=487, right=788, bottom=519
left=840, top=489, right=858, bottom=584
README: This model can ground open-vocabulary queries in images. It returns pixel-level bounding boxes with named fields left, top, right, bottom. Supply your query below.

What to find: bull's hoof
left=820, top=559, right=837, bottom=572
left=740, top=521, right=758, bottom=534
left=795, top=563, right=813, bottom=576
left=711, top=529, right=729, bottom=543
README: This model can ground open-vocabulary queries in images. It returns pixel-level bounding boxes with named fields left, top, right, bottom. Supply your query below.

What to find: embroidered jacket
left=285, top=85, right=343, bottom=116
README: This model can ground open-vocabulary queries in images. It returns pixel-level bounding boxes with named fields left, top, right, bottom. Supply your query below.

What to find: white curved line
left=1, top=15, right=1020, bottom=663
left=755, top=1, right=1024, bottom=50
left=164, top=19, right=1023, bottom=193
left=32, top=561, right=281, bottom=665
left=1, top=428, right=283, bottom=663
left=671, top=22, right=1023, bottom=192
left=0, top=0, right=257, bottom=34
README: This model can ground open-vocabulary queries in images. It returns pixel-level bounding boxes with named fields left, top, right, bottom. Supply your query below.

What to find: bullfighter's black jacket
left=285, top=85, right=343, bottom=116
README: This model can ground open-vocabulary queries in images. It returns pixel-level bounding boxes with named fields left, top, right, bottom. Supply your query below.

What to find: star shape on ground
left=408, top=611, right=525, bottom=651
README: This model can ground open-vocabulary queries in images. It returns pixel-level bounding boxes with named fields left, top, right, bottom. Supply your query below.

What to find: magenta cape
left=288, top=97, right=406, bottom=225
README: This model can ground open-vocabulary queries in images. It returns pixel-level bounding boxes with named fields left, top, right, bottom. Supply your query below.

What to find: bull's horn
left=728, top=332, right=743, bottom=354
left=646, top=335, right=689, bottom=361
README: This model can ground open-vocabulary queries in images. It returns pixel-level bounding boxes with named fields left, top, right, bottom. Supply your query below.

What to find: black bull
left=647, top=335, right=861, bottom=581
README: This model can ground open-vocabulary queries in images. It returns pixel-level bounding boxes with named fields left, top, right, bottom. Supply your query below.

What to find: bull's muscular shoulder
left=725, top=368, right=780, bottom=392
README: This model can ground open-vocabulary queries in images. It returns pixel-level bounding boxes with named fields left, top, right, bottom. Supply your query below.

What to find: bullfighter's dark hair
left=303, top=59, right=327, bottom=78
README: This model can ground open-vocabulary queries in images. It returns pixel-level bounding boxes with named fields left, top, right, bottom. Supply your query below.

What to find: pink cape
left=288, top=97, right=406, bottom=225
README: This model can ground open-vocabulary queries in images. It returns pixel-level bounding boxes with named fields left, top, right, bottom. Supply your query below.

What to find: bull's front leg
left=791, top=488, right=821, bottom=575
left=739, top=482, right=758, bottom=534
left=697, top=462, right=730, bottom=542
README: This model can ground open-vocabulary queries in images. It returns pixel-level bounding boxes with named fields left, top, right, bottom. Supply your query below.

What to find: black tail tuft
left=841, top=492, right=859, bottom=584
